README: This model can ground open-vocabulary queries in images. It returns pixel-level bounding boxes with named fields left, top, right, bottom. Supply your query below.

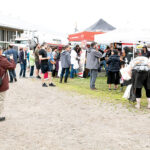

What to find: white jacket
left=71, top=49, right=79, bottom=69
left=130, top=56, right=150, bottom=71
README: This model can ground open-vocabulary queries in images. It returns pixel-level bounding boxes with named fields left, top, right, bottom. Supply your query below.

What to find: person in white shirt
left=70, top=45, right=80, bottom=78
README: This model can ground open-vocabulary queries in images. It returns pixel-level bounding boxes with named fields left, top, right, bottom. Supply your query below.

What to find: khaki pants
left=0, top=92, right=6, bottom=115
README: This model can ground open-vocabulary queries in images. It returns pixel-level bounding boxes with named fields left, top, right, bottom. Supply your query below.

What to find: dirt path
left=0, top=76, right=150, bottom=150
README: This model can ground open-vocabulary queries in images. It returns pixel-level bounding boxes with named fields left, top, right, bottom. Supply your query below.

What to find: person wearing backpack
left=3, top=45, right=18, bottom=83
left=0, top=46, right=16, bottom=122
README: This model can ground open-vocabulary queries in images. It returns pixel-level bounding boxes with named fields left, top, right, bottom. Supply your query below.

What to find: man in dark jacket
left=0, top=47, right=16, bottom=121
left=3, top=45, right=18, bottom=82
left=86, top=42, right=102, bottom=90
left=60, top=45, right=71, bottom=83
left=19, top=48, right=27, bottom=78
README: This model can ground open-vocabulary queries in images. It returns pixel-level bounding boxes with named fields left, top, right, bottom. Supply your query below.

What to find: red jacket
left=0, top=55, right=16, bottom=92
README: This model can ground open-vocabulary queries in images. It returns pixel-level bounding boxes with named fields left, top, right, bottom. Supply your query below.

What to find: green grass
left=54, top=76, right=149, bottom=113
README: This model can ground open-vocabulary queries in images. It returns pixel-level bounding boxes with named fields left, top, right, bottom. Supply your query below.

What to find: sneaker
left=49, top=83, right=56, bottom=87
left=36, top=76, right=41, bottom=79
left=109, top=88, right=111, bottom=91
left=42, top=83, right=48, bottom=87
left=0, top=117, right=5, bottom=122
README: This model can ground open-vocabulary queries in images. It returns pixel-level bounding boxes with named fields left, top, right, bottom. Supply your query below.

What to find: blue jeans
left=61, top=68, right=69, bottom=79
left=9, top=69, right=16, bottom=81
left=99, top=60, right=108, bottom=74
left=20, top=61, right=27, bottom=77
left=70, top=64, right=78, bottom=78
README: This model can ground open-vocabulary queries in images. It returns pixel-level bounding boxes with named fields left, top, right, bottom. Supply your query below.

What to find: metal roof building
left=0, top=24, right=24, bottom=48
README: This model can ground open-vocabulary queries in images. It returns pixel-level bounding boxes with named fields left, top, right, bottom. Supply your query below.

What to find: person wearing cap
left=0, top=46, right=16, bottom=121
left=3, top=45, right=18, bottom=83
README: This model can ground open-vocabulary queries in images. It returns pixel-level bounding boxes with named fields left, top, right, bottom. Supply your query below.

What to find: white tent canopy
left=95, top=28, right=150, bottom=43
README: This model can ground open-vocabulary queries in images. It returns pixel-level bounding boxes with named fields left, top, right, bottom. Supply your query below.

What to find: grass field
left=54, top=75, right=149, bottom=112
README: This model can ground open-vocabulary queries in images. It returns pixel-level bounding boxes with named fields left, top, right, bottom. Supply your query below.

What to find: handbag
left=123, top=84, right=132, bottom=99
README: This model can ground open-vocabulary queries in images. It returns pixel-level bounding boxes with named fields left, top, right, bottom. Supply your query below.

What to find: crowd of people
left=0, top=41, right=150, bottom=122
left=1, top=42, right=150, bottom=90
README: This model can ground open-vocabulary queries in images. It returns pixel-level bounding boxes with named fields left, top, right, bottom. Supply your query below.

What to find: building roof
left=0, top=24, right=24, bottom=32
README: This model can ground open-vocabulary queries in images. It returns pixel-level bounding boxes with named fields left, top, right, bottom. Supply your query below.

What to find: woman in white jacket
left=70, top=46, right=79, bottom=78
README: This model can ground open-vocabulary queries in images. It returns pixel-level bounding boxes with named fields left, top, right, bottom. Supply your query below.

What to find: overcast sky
left=0, top=0, right=150, bottom=35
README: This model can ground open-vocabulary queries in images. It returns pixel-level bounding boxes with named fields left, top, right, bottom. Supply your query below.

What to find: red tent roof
left=68, top=31, right=104, bottom=42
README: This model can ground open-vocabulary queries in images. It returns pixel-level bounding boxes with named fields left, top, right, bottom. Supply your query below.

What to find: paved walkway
left=0, top=77, right=150, bottom=150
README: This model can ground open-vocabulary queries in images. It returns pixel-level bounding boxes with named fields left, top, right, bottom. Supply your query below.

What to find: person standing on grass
left=52, top=47, right=58, bottom=77
left=129, top=55, right=150, bottom=109
left=60, top=45, right=71, bottom=83
left=99, top=46, right=108, bottom=76
left=35, top=44, right=41, bottom=79
left=106, top=50, right=121, bottom=90
left=47, top=46, right=56, bottom=87
left=86, top=42, right=102, bottom=90
left=70, top=45, right=80, bottom=79
left=58, top=47, right=64, bottom=77
left=3, top=45, right=18, bottom=83
left=0, top=46, right=16, bottom=122
left=29, top=50, right=35, bottom=77
left=19, top=47, right=27, bottom=78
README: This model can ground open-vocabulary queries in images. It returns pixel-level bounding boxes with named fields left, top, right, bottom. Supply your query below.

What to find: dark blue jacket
left=19, top=50, right=27, bottom=64
left=107, top=55, right=121, bottom=72
left=4, top=49, right=18, bottom=64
